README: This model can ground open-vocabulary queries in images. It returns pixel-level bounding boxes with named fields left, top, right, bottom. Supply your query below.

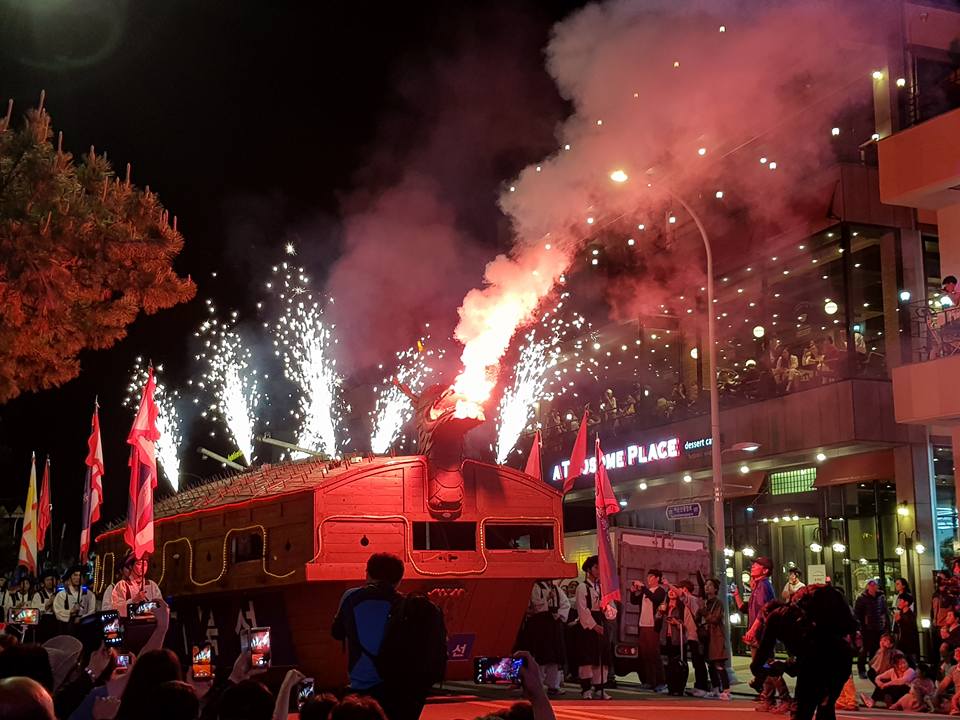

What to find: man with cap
left=111, top=551, right=161, bottom=618
left=53, top=566, right=95, bottom=632
left=855, top=579, right=890, bottom=678
left=575, top=556, right=615, bottom=700
left=35, top=572, right=58, bottom=643
left=733, top=556, right=792, bottom=712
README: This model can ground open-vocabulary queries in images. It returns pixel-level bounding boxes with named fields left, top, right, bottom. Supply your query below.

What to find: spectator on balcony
left=774, top=348, right=800, bottom=393
left=621, top=393, right=637, bottom=416
left=672, top=382, right=688, bottom=405
left=548, top=410, right=564, bottom=435
left=821, top=336, right=842, bottom=379
left=943, top=276, right=960, bottom=307
left=802, top=340, right=824, bottom=378
left=601, top=390, right=618, bottom=421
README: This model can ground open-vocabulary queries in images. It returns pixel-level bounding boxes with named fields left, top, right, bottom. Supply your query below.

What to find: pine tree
left=0, top=94, right=195, bottom=402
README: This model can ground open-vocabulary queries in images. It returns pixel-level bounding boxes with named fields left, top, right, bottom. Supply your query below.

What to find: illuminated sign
left=551, top=436, right=681, bottom=483
left=666, top=502, right=702, bottom=520
left=683, top=437, right=712, bottom=451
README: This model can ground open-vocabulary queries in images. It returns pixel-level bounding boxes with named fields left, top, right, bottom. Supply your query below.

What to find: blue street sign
left=666, top=502, right=702, bottom=520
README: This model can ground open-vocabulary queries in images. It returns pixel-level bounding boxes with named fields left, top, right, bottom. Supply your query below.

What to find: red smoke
left=453, top=0, right=888, bottom=395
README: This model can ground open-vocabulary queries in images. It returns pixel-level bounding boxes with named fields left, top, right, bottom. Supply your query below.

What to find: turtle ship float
left=93, top=386, right=575, bottom=688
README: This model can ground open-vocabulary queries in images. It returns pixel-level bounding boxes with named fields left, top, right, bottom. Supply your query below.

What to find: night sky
left=0, top=0, right=583, bottom=565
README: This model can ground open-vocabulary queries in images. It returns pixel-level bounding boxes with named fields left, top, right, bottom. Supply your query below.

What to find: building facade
left=524, top=1, right=960, bottom=652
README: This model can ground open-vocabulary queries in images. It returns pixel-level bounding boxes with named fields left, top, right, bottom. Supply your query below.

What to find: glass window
left=486, top=524, right=555, bottom=550
left=230, top=532, right=263, bottom=564
left=413, top=522, right=477, bottom=551
left=847, top=227, right=888, bottom=379
left=769, top=468, right=816, bottom=495
left=934, top=443, right=958, bottom=564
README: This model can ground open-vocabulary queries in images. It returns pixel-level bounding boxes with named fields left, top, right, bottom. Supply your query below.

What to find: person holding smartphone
left=111, top=552, right=161, bottom=618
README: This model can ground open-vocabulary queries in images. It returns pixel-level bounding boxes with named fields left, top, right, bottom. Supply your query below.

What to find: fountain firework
left=495, top=331, right=556, bottom=464
left=270, top=262, right=343, bottom=458
left=195, top=305, right=261, bottom=465
left=124, top=358, right=185, bottom=490
left=493, top=292, right=587, bottom=462
left=370, top=338, right=443, bottom=454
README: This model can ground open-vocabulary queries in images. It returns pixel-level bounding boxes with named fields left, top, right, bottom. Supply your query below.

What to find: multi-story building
left=525, top=1, right=960, bottom=651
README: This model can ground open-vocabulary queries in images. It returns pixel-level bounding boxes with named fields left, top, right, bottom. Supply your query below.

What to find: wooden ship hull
left=94, top=453, right=575, bottom=688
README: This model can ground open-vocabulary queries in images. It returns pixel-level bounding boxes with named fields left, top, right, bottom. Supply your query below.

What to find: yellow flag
left=18, top=453, right=38, bottom=575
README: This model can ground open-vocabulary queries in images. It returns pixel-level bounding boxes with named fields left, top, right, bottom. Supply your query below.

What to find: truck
left=564, top=526, right=712, bottom=677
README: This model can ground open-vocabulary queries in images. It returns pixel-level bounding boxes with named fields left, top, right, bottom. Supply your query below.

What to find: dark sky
left=0, top=0, right=582, bottom=565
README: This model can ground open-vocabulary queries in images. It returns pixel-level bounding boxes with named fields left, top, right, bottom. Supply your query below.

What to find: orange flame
left=453, top=246, right=568, bottom=405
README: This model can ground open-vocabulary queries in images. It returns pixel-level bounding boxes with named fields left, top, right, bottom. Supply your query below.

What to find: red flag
left=80, top=402, right=105, bottom=563
left=562, top=410, right=589, bottom=494
left=523, top=430, right=542, bottom=482
left=37, top=457, right=51, bottom=551
left=125, top=369, right=160, bottom=559
left=595, top=437, right=621, bottom=609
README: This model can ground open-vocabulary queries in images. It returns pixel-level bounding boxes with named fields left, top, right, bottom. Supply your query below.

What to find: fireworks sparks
left=124, top=358, right=185, bottom=490
left=370, top=339, right=442, bottom=454
left=196, top=309, right=261, bottom=465
left=270, top=263, right=342, bottom=458
left=495, top=331, right=557, bottom=464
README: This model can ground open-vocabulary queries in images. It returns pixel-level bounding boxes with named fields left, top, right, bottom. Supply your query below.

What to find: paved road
left=422, top=696, right=908, bottom=720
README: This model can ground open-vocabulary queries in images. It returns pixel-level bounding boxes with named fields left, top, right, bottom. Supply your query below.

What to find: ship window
left=230, top=532, right=263, bottom=564
left=413, top=522, right=477, bottom=551
left=485, top=524, right=554, bottom=550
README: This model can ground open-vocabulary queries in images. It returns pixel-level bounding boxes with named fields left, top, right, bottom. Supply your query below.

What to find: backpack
left=374, top=593, right=448, bottom=691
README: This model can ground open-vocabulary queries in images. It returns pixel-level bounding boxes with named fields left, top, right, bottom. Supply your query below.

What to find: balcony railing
left=904, top=298, right=960, bottom=364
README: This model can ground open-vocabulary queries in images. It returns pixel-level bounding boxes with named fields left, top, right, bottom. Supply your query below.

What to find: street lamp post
left=666, top=191, right=725, bottom=577
left=610, top=170, right=733, bottom=665
left=608, top=172, right=724, bottom=574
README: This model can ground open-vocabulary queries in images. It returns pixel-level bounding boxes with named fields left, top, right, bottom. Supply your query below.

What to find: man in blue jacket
left=332, top=553, right=404, bottom=690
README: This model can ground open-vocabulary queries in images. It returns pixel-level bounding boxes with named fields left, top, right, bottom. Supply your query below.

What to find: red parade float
left=93, top=386, right=575, bottom=688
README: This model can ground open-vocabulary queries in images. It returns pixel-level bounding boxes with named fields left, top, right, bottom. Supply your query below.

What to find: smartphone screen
left=241, top=627, right=271, bottom=668
left=474, top=656, right=524, bottom=684
left=8, top=607, right=39, bottom=625
left=101, top=611, right=124, bottom=647
left=127, top=600, right=158, bottom=619
left=116, top=653, right=132, bottom=670
left=192, top=644, right=213, bottom=679
left=297, top=678, right=315, bottom=708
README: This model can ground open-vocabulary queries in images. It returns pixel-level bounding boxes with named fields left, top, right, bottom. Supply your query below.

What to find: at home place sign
left=551, top=435, right=711, bottom=483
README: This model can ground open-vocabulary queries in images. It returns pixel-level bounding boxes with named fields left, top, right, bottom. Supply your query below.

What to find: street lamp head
left=609, top=169, right=629, bottom=183
left=730, top=442, right=760, bottom=453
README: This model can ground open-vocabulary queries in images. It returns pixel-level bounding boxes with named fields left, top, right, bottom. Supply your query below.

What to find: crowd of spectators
left=0, top=552, right=558, bottom=720
left=536, top=332, right=885, bottom=445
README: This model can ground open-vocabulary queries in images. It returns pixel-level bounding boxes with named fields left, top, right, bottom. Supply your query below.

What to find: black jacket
left=894, top=609, right=920, bottom=658
left=854, top=590, right=889, bottom=633
left=629, top=585, right=667, bottom=632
